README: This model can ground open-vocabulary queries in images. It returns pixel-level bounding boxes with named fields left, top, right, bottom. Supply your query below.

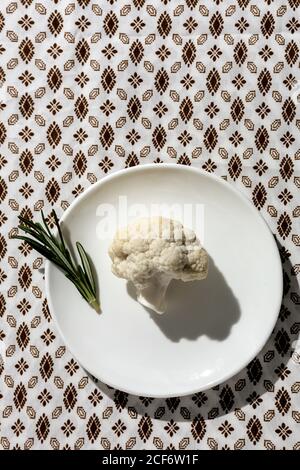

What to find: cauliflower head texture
left=109, top=217, right=208, bottom=313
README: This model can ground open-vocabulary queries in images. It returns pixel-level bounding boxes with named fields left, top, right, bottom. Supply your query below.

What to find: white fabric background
left=0, top=0, right=299, bottom=449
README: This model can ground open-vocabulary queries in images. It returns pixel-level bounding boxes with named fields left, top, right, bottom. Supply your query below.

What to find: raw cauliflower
left=109, top=217, right=208, bottom=314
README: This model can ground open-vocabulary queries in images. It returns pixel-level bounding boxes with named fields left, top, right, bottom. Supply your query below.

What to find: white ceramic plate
left=46, top=164, right=282, bottom=397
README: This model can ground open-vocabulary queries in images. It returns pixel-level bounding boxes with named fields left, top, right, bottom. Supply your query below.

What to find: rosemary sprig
left=12, top=210, right=100, bottom=312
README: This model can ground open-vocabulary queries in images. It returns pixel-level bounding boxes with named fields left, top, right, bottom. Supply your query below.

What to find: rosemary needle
left=12, top=210, right=100, bottom=312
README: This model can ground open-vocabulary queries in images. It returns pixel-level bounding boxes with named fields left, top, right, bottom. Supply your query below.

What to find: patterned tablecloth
left=0, top=0, right=299, bottom=450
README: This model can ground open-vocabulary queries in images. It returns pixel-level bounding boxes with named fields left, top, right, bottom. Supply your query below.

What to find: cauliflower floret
left=109, top=217, right=208, bottom=313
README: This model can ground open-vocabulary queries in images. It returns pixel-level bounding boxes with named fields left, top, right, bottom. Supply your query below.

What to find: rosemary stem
left=89, top=298, right=101, bottom=313
left=13, top=210, right=100, bottom=313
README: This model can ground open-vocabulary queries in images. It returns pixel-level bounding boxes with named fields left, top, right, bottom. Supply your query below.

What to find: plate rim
left=45, top=164, right=283, bottom=397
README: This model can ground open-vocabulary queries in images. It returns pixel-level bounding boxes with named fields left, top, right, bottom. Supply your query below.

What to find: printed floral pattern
left=0, top=0, right=299, bottom=450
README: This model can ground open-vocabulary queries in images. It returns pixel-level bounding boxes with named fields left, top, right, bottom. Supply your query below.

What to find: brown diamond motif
left=129, top=39, right=144, bottom=65
left=154, top=68, right=169, bottom=95
left=166, top=397, right=180, bottom=412
left=73, top=150, right=87, bottom=176
left=179, top=97, right=193, bottom=123
left=280, top=156, right=294, bottom=181
left=39, top=353, right=54, bottom=381
left=234, top=40, right=247, bottom=66
left=103, top=11, right=119, bottom=37
left=206, top=68, right=220, bottom=95
left=45, top=178, right=60, bottom=205
left=100, top=123, right=114, bottom=149
left=255, top=126, right=269, bottom=153
left=157, top=12, right=172, bottom=38
left=127, top=95, right=142, bottom=122
left=288, top=0, right=298, bottom=9
left=247, top=358, right=262, bottom=385
left=101, top=66, right=116, bottom=93
left=16, top=322, right=30, bottom=350
left=178, top=153, right=191, bottom=166
left=228, top=154, right=242, bottom=180
left=75, top=94, right=88, bottom=121
left=14, top=383, right=27, bottom=411
left=0, top=234, right=7, bottom=259
left=48, top=10, right=63, bottom=37
left=275, top=388, right=291, bottom=415
left=125, top=152, right=140, bottom=168
left=209, top=11, right=224, bottom=38
left=247, top=416, right=262, bottom=445
left=152, top=124, right=167, bottom=150
left=257, top=68, right=272, bottom=95
left=0, top=177, right=8, bottom=202
left=47, top=66, right=62, bottom=92
left=231, top=97, right=244, bottom=124
left=282, top=97, right=296, bottom=124
left=19, top=149, right=33, bottom=175
left=20, top=207, right=33, bottom=221
left=47, top=122, right=61, bottom=148
left=186, top=0, right=198, bottom=7
left=252, top=182, right=267, bottom=210
left=182, top=40, right=196, bottom=66
left=19, top=38, right=34, bottom=63
left=285, top=40, right=299, bottom=65
left=138, top=415, right=153, bottom=443
left=86, top=413, right=101, bottom=443
left=76, top=0, right=91, bottom=5
left=75, top=38, right=90, bottom=65
left=0, top=12, right=4, bottom=32
left=114, top=391, right=128, bottom=411
left=42, top=298, right=51, bottom=322
left=0, top=293, right=6, bottom=317
left=0, top=122, right=6, bottom=145
left=275, top=328, right=290, bottom=356
left=64, top=384, right=78, bottom=411
left=261, top=12, right=275, bottom=38
left=18, top=264, right=32, bottom=290
left=277, top=212, right=292, bottom=239
left=203, top=125, right=218, bottom=152
left=19, top=93, right=34, bottom=119
left=191, top=415, right=206, bottom=442
left=0, top=66, right=6, bottom=85
left=36, top=414, right=50, bottom=443
left=238, top=0, right=250, bottom=8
